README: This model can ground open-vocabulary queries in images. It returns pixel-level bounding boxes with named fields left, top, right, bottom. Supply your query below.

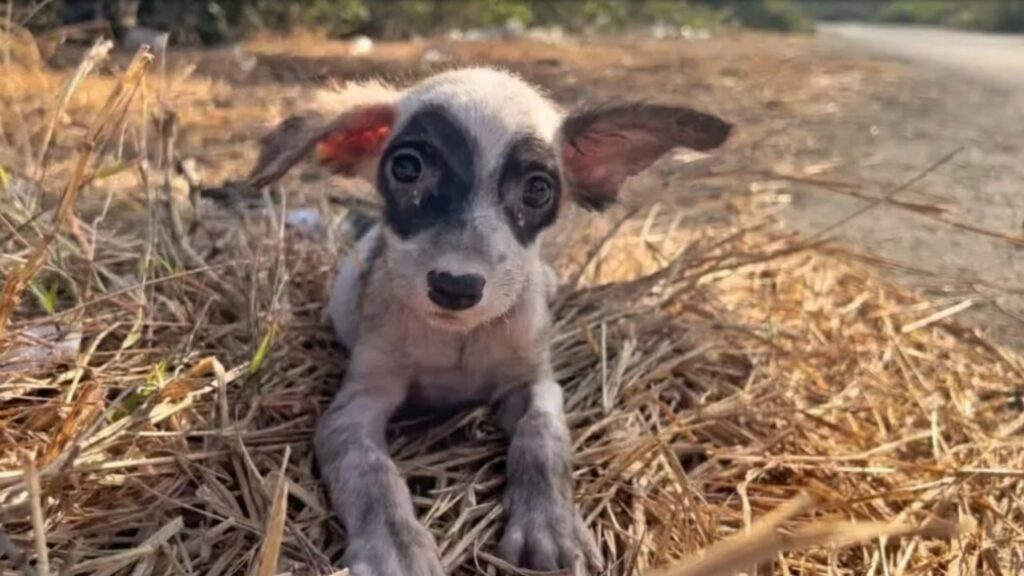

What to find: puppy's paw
left=499, top=499, right=602, bottom=575
left=346, top=517, right=444, bottom=576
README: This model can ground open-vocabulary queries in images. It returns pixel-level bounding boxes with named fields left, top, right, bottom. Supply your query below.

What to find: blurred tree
left=302, top=0, right=372, bottom=36
left=878, top=0, right=1024, bottom=31
left=33, top=0, right=824, bottom=44
left=795, top=0, right=880, bottom=21
left=732, top=0, right=814, bottom=32
left=638, top=0, right=729, bottom=28
left=54, top=0, right=139, bottom=38
left=691, top=0, right=814, bottom=32
left=580, top=0, right=633, bottom=31
left=28, top=0, right=1024, bottom=41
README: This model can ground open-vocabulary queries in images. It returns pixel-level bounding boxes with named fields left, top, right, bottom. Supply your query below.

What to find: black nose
left=427, top=270, right=485, bottom=311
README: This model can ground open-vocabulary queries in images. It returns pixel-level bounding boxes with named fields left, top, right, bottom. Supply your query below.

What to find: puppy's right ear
left=558, top=102, right=731, bottom=211
left=248, top=83, right=399, bottom=189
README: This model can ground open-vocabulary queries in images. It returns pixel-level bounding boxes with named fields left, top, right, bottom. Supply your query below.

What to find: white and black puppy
left=249, top=68, right=731, bottom=576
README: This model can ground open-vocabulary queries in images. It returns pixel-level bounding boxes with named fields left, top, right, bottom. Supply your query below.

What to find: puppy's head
left=252, top=68, right=731, bottom=332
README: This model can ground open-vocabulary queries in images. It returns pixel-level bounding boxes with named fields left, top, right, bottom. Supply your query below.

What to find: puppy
left=249, top=68, right=731, bottom=576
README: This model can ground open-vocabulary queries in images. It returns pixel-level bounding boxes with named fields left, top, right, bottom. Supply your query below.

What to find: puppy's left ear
left=559, top=103, right=732, bottom=210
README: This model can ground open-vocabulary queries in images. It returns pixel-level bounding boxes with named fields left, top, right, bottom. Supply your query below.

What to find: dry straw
left=1, top=31, right=1022, bottom=576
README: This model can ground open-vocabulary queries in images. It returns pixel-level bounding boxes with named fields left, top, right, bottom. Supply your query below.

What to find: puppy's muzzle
left=427, top=270, right=485, bottom=311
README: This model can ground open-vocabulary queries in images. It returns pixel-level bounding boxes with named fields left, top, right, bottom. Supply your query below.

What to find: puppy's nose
left=427, top=270, right=485, bottom=311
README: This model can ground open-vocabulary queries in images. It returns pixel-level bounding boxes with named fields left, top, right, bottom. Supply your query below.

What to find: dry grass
left=1, top=31, right=1023, bottom=576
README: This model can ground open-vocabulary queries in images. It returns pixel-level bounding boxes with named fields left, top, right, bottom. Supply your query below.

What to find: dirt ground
left=785, top=25, right=1024, bottom=349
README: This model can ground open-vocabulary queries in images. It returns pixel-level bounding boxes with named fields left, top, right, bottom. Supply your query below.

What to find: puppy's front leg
left=496, top=379, right=602, bottom=574
left=315, top=377, right=444, bottom=576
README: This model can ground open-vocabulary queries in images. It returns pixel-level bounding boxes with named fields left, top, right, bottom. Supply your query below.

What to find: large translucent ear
left=558, top=102, right=732, bottom=210
left=247, top=82, right=399, bottom=189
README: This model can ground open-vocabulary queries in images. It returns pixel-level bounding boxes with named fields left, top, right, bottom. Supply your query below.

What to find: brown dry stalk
left=64, top=516, right=183, bottom=575
left=0, top=520, right=36, bottom=576
left=23, top=456, right=49, bottom=576
left=805, top=147, right=962, bottom=244
left=645, top=494, right=964, bottom=576
left=901, top=299, right=974, bottom=334
left=154, top=110, right=247, bottom=311
left=751, top=166, right=1024, bottom=249
left=34, top=39, right=113, bottom=181
left=0, top=46, right=152, bottom=341
left=255, top=448, right=291, bottom=576
left=40, top=380, right=106, bottom=466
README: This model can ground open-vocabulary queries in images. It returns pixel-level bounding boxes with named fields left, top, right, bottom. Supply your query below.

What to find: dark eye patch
left=498, top=136, right=561, bottom=245
left=378, top=106, right=477, bottom=238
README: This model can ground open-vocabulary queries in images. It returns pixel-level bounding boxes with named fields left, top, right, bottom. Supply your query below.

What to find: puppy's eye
left=390, top=149, right=423, bottom=184
left=523, top=173, right=554, bottom=209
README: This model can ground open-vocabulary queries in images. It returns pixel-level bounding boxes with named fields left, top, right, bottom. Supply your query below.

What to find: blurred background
left=13, top=0, right=1024, bottom=45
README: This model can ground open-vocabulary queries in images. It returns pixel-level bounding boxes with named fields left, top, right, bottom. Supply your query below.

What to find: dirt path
left=783, top=25, right=1024, bottom=347
left=822, top=23, right=1024, bottom=87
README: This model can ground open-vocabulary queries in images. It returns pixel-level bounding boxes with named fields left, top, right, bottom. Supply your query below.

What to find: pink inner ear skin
left=316, top=105, right=396, bottom=172
left=561, top=133, right=646, bottom=209
left=558, top=102, right=732, bottom=210
left=563, top=145, right=615, bottom=187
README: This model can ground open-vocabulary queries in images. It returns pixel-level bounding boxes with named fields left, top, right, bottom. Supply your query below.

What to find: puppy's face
left=251, top=68, right=733, bottom=333
left=377, top=72, right=566, bottom=331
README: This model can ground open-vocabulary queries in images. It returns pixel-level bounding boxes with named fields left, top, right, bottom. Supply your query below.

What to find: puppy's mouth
left=425, top=309, right=474, bottom=331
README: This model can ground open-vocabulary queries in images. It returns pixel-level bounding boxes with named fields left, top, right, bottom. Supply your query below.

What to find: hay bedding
left=1, top=46, right=1022, bottom=576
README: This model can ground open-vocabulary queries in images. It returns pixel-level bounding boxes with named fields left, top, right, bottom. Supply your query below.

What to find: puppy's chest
left=403, top=322, right=543, bottom=408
